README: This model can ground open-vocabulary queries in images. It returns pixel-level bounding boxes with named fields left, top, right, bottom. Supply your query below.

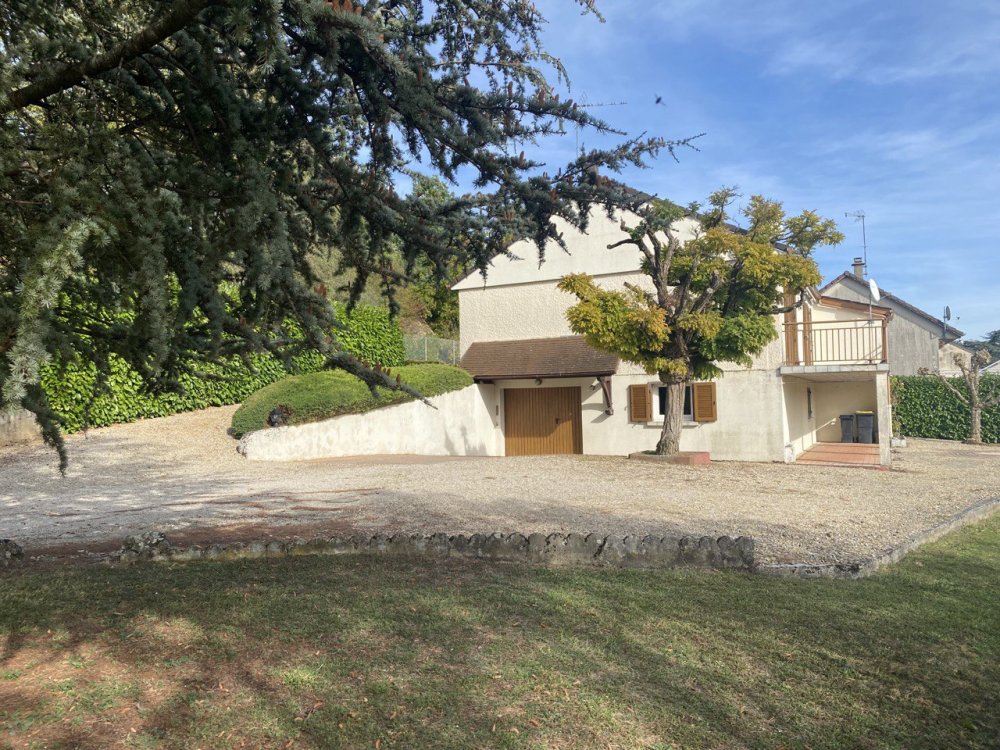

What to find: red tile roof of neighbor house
left=460, top=336, right=619, bottom=381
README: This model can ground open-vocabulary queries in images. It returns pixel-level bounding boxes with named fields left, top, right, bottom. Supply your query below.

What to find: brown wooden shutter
left=691, top=382, right=717, bottom=423
left=628, top=384, right=652, bottom=423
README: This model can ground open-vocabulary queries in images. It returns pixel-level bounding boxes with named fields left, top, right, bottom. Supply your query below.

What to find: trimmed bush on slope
left=41, top=304, right=404, bottom=433
left=891, top=375, right=1000, bottom=443
left=230, top=363, right=473, bottom=437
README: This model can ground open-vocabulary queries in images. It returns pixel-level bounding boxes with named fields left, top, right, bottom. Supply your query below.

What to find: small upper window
left=656, top=384, right=693, bottom=421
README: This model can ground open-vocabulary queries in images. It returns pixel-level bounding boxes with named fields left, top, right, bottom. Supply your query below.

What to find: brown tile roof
left=460, top=336, right=619, bottom=381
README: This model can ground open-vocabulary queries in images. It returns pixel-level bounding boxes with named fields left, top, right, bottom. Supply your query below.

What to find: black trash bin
left=839, top=414, right=856, bottom=443
left=856, top=411, right=875, bottom=444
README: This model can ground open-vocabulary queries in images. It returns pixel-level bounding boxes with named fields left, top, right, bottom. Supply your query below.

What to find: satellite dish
left=944, top=306, right=952, bottom=321
left=868, top=278, right=881, bottom=302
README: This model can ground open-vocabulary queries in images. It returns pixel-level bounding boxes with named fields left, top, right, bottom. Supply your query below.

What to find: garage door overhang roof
left=460, top=336, right=619, bottom=381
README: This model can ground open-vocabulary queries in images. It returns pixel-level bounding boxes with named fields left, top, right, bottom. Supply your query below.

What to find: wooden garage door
left=504, top=387, right=583, bottom=456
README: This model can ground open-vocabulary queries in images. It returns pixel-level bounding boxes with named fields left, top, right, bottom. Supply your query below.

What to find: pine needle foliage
left=0, top=0, right=686, bottom=468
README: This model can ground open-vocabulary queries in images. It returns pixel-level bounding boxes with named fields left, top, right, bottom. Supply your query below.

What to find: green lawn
left=2, top=517, right=998, bottom=750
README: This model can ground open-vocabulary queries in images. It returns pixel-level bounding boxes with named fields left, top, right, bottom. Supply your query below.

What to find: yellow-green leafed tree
left=558, top=189, right=841, bottom=455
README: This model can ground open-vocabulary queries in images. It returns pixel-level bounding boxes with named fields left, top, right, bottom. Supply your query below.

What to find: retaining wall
left=0, top=409, right=40, bottom=448
left=113, top=531, right=756, bottom=570
left=237, top=384, right=502, bottom=461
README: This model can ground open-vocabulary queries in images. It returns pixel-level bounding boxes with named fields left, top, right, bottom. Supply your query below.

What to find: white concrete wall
left=238, top=385, right=503, bottom=461
left=458, top=271, right=651, bottom=356
left=454, top=210, right=702, bottom=291
left=876, top=372, right=892, bottom=464
left=782, top=381, right=816, bottom=459
left=812, top=381, right=878, bottom=443
left=0, top=409, right=41, bottom=448
left=455, top=207, right=702, bottom=357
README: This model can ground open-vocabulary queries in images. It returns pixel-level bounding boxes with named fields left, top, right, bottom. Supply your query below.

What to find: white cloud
left=587, top=0, right=1000, bottom=85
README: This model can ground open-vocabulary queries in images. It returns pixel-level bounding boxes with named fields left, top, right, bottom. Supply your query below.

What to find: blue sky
left=524, top=0, right=999, bottom=340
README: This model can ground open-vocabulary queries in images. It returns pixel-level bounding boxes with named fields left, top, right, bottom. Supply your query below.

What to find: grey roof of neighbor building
left=819, top=272, right=965, bottom=340
left=460, top=335, right=619, bottom=381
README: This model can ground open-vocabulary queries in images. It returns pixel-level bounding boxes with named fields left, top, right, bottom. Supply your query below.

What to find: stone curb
left=6, top=496, right=997, bottom=577
left=0, top=538, right=25, bottom=568
left=758, top=495, right=1000, bottom=579
left=109, top=531, right=755, bottom=571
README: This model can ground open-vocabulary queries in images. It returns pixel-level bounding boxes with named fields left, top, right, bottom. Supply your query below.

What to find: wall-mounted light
left=534, top=378, right=543, bottom=385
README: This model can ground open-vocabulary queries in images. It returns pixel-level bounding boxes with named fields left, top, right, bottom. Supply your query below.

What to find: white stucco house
left=982, top=359, right=1000, bottom=374
left=453, top=208, right=894, bottom=466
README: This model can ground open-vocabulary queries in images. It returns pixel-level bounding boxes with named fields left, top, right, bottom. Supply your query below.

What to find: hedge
left=332, top=302, right=405, bottom=368
left=230, top=362, right=473, bottom=437
left=891, top=375, right=1000, bottom=443
left=41, top=304, right=404, bottom=433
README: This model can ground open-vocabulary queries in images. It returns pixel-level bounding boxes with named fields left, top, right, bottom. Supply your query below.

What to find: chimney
left=852, top=257, right=865, bottom=279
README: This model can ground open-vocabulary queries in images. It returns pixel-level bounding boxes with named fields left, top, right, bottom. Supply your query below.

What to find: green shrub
left=230, top=363, right=473, bottom=437
left=41, top=304, right=404, bottom=432
left=891, top=375, right=1000, bottom=443
left=333, top=303, right=405, bottom=367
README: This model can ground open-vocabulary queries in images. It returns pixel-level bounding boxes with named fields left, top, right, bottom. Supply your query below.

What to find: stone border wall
left=111, top=531, right=755, bottom=570
left=759, top=495, right=1000, bottom=579
left=9, top=497, right=995, bottom=576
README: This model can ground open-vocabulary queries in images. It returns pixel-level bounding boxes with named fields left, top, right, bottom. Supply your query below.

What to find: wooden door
left=504, top=387, right=583, bottom=456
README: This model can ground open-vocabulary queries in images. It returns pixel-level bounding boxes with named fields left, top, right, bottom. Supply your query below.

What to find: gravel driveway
left=2, top=406, right=998, bottom=565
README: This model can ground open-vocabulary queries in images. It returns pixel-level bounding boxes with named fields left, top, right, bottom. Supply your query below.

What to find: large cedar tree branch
left=0, top=0, right=220, bottom=115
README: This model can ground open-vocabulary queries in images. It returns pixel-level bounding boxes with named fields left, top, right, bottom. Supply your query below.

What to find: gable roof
left=819, top=272, right=964, bottom=339
left=460, top=336, right=619, bottom=381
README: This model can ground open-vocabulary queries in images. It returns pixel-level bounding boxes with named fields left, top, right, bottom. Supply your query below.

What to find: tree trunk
left=967, top=396, right=983, bottom=444
left=655, top=378, right=686, bottom=455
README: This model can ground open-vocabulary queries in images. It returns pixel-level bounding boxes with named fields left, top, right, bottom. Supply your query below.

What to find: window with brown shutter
left=691, top=382, right=717, bottom=423
left=628, top=383, right=652, bottom=423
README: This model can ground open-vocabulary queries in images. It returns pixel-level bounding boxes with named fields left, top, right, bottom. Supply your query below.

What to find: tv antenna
left=574, top=94, right=626, bottom=154
left=845, top=210, right=868, bottom=277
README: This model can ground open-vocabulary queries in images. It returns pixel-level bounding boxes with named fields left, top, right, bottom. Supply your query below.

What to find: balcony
left=783, top=318, right=888, bottom=367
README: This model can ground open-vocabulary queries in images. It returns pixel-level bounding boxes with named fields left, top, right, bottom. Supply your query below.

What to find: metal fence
left=404, top=335, right=460, bottom=365
left=783, top=319, right=888, bottom=366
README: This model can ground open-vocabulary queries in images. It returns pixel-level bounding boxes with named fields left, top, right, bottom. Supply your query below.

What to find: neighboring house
left=820, top=260, right=968, bottom=376
left=938, top=340, right=976, bottom=378
left=981, top=359, right=1000, bottom=374
left=453, top=208, right=893, bottom=465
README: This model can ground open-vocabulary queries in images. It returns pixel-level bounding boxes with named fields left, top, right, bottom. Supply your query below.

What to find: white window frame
left=651, top=383, right=695, bottom=422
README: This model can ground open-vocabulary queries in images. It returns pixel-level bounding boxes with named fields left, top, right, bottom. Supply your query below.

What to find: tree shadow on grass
left=1, top=516, right=999, bottom=749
